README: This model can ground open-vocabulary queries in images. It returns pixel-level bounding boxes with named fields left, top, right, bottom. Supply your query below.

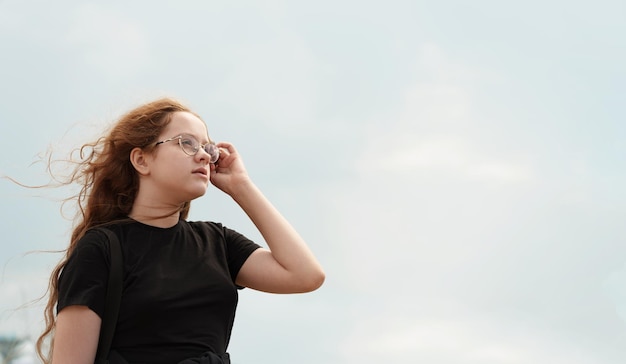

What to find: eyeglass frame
left=154, top=133, right=220, bottom=163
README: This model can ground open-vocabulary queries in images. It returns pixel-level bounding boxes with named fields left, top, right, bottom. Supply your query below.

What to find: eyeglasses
left=154, top=134, right=220, bottom=163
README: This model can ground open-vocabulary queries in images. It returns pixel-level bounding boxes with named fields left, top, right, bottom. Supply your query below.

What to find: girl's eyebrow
left=178, top=132, right=211, bottom=144
left=186, top=133, right=215, bottom=145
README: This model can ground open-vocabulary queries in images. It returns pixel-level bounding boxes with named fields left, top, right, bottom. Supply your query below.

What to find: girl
left=36, top=98, right=325, bottom=364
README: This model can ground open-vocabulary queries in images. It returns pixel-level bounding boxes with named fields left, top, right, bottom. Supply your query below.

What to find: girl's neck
left=128, top=204, right=182, bottom=228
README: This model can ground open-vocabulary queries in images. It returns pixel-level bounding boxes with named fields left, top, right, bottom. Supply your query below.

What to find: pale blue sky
left=1, top=1, right=625, bottom=363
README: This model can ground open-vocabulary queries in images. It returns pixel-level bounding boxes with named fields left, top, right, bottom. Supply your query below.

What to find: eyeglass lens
left=179, top=135, right=219, bottom=162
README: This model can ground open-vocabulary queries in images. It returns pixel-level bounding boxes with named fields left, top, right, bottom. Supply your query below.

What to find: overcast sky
left=1, top=1, right=625, bottom=363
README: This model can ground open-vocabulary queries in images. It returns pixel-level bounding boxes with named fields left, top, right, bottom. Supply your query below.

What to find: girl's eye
left=181, top=138, right=195, bottom=147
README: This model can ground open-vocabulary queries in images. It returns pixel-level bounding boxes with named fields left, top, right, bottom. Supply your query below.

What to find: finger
left=216, top=141, right=236, bottom=153
left=216, top=147, right=230, bottom=165
left=216, top=142, right=238, bottom=165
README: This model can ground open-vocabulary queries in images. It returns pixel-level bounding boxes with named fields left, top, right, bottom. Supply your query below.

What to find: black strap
left=94, top=227, right=123, bottom=364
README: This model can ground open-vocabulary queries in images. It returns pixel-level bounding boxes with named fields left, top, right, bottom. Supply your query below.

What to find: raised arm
left=209, top=142, right=325, bottom=293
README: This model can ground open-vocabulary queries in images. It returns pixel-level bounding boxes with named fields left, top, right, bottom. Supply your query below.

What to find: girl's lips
left=192, top=167, right=208, bottom=176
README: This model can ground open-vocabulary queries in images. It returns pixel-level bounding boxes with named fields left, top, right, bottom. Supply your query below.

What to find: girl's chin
left=188, top=187, right=208, bottom=200
left=171, top=183, right=209, bottom=203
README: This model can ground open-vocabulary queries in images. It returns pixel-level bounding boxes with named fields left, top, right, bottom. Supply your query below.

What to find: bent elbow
left=301, top=269, right=325, bottom=293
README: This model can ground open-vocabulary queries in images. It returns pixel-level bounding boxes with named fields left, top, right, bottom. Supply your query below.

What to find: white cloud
left=340, top=308, right=607, bottom=364
left=201, top=30, right=319, bottom=133
left=603, top=264, right=626, bottom=324
left=400, top=43, right=477, bottom=126
left=64, top=3, right=150, bottom=77
left=403, top=82, right=471, bottom=124
left=219, top=42, right=317, bottom=120
left=0, top=269, right=49, bottom=340
left=358, top=134, right=533, bottom=183
left=327, top=41, right=622, bottom=364
left=468, top=160, right=533, bottom=182
left=354, top=43, right=533, bottom=184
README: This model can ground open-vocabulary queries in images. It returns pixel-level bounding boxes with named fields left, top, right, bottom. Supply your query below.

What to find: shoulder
left=186, top=220, right=251, bottom=241
left=70, top=222, right=131, bottom=260
left=186, top=220, right=226, bottom=237
left=187, top=220, right=223, bottom=230
left=73, top=228, right=110, bottom=254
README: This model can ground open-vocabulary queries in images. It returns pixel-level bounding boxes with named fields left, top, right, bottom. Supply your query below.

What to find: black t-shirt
left=57, top=219, right=261, bottom=364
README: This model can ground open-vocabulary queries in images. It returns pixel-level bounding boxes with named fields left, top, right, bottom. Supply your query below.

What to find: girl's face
left=145, top=111, right=214, bottom=204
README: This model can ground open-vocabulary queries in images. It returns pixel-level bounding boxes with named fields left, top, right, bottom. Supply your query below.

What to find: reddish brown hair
left=36, top=97, right=197, bottom=362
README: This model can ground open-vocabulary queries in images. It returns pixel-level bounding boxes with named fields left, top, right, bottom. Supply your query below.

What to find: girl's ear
left=130, top=147, right=150, bottom=175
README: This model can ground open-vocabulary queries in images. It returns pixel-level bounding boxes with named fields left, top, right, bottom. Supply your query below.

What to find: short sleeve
left=57, top=230, right=110, bottom=317
left=222, top=226, right=261, bottom=284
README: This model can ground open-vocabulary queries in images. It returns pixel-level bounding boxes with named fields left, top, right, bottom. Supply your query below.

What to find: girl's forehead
left=164, top=111, right=209, bottom=138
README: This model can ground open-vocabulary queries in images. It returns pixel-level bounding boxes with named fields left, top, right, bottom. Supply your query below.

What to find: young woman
left=36, top=98, right=325, bottom=364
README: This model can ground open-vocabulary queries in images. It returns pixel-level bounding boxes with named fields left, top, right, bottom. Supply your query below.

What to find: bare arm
left=210, top=142, right=325, bottom=293
left=52, top=305, right=101, bottom=364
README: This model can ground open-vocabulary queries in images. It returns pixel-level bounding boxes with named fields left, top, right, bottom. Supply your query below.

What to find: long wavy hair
left=36, top=97, right=197, bottom=363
